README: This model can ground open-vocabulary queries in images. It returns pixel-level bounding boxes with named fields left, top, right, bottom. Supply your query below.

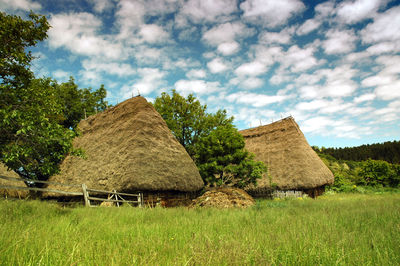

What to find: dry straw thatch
left=44, top=96, right=203, bottom=196
left=0, top=163, right=28, bottom=198
left=239, top=117, right=334, bottom=194
left=190, top=187, right=255, bottom=208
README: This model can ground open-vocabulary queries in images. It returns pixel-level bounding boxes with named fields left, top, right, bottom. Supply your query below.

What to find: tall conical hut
left=239, top=116, right=334, bottom=198
left=43, top=96, right=204, bottom=206
left=0, top=163, right=29, bottom=198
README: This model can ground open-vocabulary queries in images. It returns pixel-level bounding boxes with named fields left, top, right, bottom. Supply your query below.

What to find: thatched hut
left=0, top=163, right=28, bottom=198
left=44, top=96, right=204, bottom=206
left=239, top=116, right=334, bottom=198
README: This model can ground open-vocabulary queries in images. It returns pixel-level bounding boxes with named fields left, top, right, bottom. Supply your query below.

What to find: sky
left=1, top=0, right=400, bottom=148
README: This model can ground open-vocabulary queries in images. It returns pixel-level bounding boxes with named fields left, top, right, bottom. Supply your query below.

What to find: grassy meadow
left=1, top=193, right=399, bottom=265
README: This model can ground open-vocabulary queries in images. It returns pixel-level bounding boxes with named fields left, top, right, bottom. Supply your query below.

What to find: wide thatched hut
left=239, top=116, right=334, bottom=197
left=44, top=96, right=204, bottom=206
left=0, top=163, right=28, bottom=198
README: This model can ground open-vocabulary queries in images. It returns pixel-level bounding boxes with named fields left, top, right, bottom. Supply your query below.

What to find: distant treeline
left=313, top=140, right=400, bottom=164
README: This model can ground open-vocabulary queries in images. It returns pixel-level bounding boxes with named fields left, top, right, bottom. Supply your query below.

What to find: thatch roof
left=44, top=96, right=203, bottom=196
left=0, top=163, right=28, bottom=198
left=239, top=117, right=334, bottom=192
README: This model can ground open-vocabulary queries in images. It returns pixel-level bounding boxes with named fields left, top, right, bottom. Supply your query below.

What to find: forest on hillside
left=313, top=141, right=400, bottom=164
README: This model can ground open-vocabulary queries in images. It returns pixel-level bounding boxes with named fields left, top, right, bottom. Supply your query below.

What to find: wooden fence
left=0, top=175, right=143, bottom=207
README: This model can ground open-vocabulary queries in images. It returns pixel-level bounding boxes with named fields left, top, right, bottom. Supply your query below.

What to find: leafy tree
left=195, top=124, right=267, bottom=188
left=0, top=12, right=78, bottom=182
left=359, top=159, right=398, bottom=187
left=55, top=77, right=109, bottom=130
left=153, top=89, right=233, bottom=158
left=0, top=78, right=78, bottom=182
left=154, top=90, right=267, bottom=187
left=0, top=11, right=49, bottom=89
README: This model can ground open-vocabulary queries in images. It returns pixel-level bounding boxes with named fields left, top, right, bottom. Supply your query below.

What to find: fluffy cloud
left=322, top=29, right=357, bottom=54
left=361, top=6, right=400, bottom=44
left=202, top=21, right=255, bottom=46
left=0, top=0, right=41, bottom=11
left=48, top=12, right=122, bottom=59
left=139, top=24, right=170, bottom=43
left=336, top=0, right=389, bottom=24
left=89, top=0, right=114, bottom=13
left=174, top=80, right=221, bottom=95
left=186, top=69, right=206, bottom=79
left=258, top=28, right=294, bottom=45
left=296, top=19, right=321, bottom=35
left=354, top=93, right=376, bottom=103
left=179, top=0, right=237, bottom=24
left=207, top=58, right=229, bottom=73
left=217, top=42, right=240, bottom=55
left=240, top=0, right=305, bottom=28
left=226, top=91, right=289, bottom=107
left=235, top=61, right=268, bottom=76
left=123, top=68, right=166, bottom=97
left=81, top=58, right=136, bottom=77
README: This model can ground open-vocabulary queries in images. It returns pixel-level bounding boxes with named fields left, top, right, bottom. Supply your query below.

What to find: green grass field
left=1, top=193, right=399, bottom=265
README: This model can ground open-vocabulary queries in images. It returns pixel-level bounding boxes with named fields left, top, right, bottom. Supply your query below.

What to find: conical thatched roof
left=0, top=163, right=28, bottom=198
left=44, top=96, right=203, bottom=196
left=239, top=117, right=334, bottom=192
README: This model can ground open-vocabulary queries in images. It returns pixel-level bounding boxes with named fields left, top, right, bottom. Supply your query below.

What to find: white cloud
left=296, top=19, right=321, bottom=35
left=115, top=0, right=178, bottom=40
left=354, top=93, right=376, bottom=103
left=53, top=69, right=70, bottom=81
left=361, top=6, right=400, bottom=44
left=336, top=0, right=389, bottom=24
left=226, top=91, right=289, bottom=107
left=217, top=42, right=240, bottom=55
left=48, top=12, right=122, bottom=59
left=0, top=0, right=41, bottom=11
left=202, top=21, right=255, bottom=46
left=279, top=45, right=321, bottom=73
left=322, top=29, right=357, bottom=54
left=240, top=0, right=305, bottom=28
left=258, top=28, right=294, bottom=45
left=235, top=61, right=268, bottom=76
left=241, top=77, right=264, bottom=89
left=125, top=68, right=166, bottom=97
left=89, top=0, right=114, bottom=13
left=300, top=116, right=361, bottom=139
left=207, top=58, right=229, bottom=73
left=186, top=69, right=206, bottom=79
left=174, top=80, right=221, bottom=95
left=375, top=80, right=400, bottom=100
left=139, top=24, right=170, bottom=43
left=179, top=0, right=238, bottom=24
left=297, top=65, right=358, bottom=99
left=81, top=58, right=136, bottom=77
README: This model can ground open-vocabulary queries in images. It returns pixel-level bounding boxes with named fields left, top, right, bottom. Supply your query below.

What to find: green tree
left=0, top=78, right=78, bottom=182
left=195, top=124, right=267, bottom=188
left=0, top=11, right=49, bottom=89
left=153, top=89, right=233, bottom=158
left=154, top=90, right=266, bottom=187
left=359, top=159, right=395, bottom=187
left=0, top=12, right=78, bottom=182
left=55, top=77, right=109, bottom=130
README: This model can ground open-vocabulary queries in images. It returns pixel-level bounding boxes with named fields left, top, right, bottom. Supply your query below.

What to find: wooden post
left=113, top=190, right=119, bottom=207
left=82, top=183, right=90, bottom=207
left=139, top=192, right=143, bottom=208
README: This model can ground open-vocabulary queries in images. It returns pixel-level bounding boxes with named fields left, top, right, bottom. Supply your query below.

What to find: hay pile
left=0, top=163, right=28, bottom=198
left=239, top=117, right=334, bottom=193
left=44, top=96, right=203, bottom=196
left=191, top=187, right=255, bottom=208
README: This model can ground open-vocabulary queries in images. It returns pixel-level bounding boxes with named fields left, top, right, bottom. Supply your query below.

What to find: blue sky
left=2, top=0, right=400, bottom=148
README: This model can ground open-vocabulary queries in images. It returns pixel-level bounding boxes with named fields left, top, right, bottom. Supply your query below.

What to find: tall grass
left=1, top=193, right=399, bottom=265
